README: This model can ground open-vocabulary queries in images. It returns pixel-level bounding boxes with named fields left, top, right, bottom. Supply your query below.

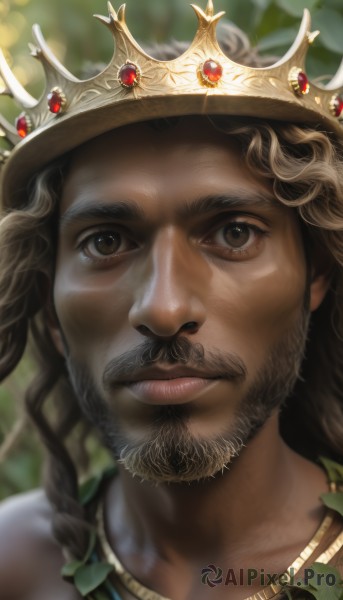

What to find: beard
left=66, top=309, right=310, bottom=484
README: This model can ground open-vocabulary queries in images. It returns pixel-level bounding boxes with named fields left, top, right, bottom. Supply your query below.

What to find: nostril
left=136, top=322, right=199, bottom=337
left=136, top=325, right=152, bottom=336
left=181, top=321, right=199, bottom=334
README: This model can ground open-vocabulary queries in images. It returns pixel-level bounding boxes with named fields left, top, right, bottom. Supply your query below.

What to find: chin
left=115, top=417, right=245, bottom=484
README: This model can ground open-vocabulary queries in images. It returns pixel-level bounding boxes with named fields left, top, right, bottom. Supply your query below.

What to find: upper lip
left=115, top=366, right=223, bottom=384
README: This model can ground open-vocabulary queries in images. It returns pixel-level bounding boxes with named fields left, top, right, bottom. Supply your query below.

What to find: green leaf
left=61, top=531, right=97, bottom=581
left=61, top=560, right=84, bottom=578
left=83, top=530, right=97, bottom=564
left=275, top=0, right=320, bottom=18
left=312, top=9, right=343, bottom=54
left=319, top=458, right=343, bottom=484
left=79, top=467, right=118, bottom=506
left=74, top=563, right=114, bottom=597
left=293, top=563, right=342, bottom=600
left=257, top=27, right=298, bottom=52
left=320, top=492, right=343, bottom=517
left=79, top=474, right=103, bottom=505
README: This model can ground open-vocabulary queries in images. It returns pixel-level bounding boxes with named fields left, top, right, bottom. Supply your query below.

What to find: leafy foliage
left=286, top=563, right=342, bottom=599
left=0, top=357, right=43, bottom=499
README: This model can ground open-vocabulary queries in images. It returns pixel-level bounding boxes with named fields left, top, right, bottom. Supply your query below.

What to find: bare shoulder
left=0, top=490, right=79, bottom=600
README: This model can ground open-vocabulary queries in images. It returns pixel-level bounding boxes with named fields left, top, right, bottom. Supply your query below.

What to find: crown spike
left=307, top=30, right=320, bottom=45
left=191, top=3, right=225, bottom=30
left=0, top=115, right=20, bottom=145
left=107, top=2, right=119, bottom=23
left=0, top=49, right=36, bottom=108
left=273, top=9, right=311, bottom=67
left=31, top=25, right=79, bottom=82
left=117, top=4, right=127, bottom=23
left=94, top=13, right=111, bottom=26
left=96, top=3, right=129, bottom=31
left=206, top=0, right=214, bottom=17
left=190, top=2, right=225, bottom=59
left=95, top=4, right=127, bottom=34
left=325, top=58, right=343, bottom=91
left=97, top=2, right=154, bottom=62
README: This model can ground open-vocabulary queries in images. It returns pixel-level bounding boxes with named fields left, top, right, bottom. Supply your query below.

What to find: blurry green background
left=1, top=0, right=343, bottom=500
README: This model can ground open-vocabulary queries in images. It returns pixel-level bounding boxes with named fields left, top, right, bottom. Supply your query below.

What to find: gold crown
left=1, top=0, right=343, bottom=208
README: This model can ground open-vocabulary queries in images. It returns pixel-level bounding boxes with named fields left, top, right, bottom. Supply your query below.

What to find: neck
left=105, top=415, right=327, bottom=565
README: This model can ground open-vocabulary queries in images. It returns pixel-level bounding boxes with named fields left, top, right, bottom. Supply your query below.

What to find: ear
left=48, top=319, right=66, bottom=357
left=309, top=271, right=331, bottom=312
left=309, top=248, right=333, bottom=312
left=44, top=291, right=66, bottom=357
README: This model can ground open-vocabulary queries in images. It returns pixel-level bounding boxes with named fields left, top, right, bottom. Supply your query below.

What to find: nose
left=128, top=228, right=207, bottom=338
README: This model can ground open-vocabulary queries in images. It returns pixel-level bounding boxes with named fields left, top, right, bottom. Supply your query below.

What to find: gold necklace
left=96, top=502, right=336, bottom=600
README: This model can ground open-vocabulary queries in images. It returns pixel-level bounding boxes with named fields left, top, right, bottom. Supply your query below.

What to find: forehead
left=60, top=117, right=273, bottom=213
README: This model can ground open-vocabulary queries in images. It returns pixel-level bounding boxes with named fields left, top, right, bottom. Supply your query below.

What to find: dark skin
left=0, top=118, right=333, bottom=600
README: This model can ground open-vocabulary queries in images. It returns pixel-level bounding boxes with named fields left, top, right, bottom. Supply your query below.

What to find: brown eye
left=93, top=232, right=121, bottom=255
left=223, top=224, right=251, bottom=248
left=80, top=229, right=137, bottom=261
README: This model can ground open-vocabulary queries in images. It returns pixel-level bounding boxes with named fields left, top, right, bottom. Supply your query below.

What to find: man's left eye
left=212, top=222, right=262, bottom=250
left=222, top=223, right=252, bottom=248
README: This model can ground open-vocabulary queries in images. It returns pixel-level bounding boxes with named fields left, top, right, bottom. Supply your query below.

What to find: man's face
left=54, top=118, right=310, bottom=483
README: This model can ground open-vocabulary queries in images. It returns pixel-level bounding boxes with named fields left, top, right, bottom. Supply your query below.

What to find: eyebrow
left=59, top=199, right=144, bottom=230
left=181, top=191, right=275, bottom=218
left=59, top=191, right=275, bottom=230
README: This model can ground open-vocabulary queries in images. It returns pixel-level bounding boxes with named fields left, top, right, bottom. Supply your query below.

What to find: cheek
left=208, top=244, right=307, bottom=359
left=53, top=265, right=133, bottom=358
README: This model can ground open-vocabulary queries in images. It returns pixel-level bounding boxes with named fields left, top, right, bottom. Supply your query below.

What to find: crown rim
left=2, top=92, right=343, bottom=210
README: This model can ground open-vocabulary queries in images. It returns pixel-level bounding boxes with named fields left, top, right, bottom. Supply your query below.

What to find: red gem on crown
left=297, top=71, right=310, bottom=94
left=47, top=87, right=67, bottom=114
left=15, top=113, right=32, bottom=138
left=331, top=95, right=343, bottom=118
left=289, top=68, right=310, bottom=96
left=201, top=59, right=223, bottom=86
left=118, top=62, right=141, bottom=88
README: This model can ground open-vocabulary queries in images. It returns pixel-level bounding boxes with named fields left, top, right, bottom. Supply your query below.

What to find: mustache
left=102, top=336, right=247, bottom=388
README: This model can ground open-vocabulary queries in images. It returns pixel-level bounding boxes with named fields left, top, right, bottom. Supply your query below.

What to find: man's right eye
left=79, top=230, right=136, bottom=260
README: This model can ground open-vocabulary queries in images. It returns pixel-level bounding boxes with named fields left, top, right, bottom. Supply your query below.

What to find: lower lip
left=126, top=377, right=220, bottom=404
